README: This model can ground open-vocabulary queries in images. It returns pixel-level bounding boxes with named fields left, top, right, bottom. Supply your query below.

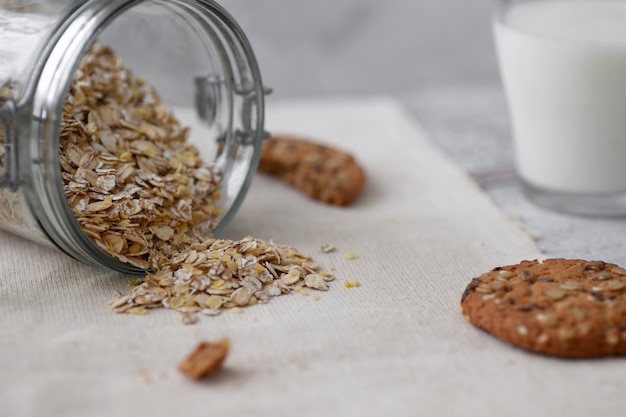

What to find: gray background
left=221, top=0, right=498, bottom=99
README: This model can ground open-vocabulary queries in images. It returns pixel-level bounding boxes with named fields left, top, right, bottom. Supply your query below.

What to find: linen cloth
left=1, top=97, right=616, bottom=417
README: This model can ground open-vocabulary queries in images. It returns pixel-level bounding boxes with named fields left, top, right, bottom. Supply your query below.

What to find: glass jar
left=0, top=0, right=268, bottom=273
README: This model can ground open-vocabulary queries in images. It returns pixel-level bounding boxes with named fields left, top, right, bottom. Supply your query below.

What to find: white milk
left=495, top=0, right=626, bottom=193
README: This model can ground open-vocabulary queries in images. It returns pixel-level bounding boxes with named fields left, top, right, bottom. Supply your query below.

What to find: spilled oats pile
left=60, top=44, right=333, bottom=324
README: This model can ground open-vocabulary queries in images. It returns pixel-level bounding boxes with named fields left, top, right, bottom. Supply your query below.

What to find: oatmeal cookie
left=461, top=258, right=626, bottom=358
left=259, top=135, right=365, bottom=206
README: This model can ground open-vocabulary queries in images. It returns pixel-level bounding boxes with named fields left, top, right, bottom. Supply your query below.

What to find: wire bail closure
left=0, top=99, right=17, bottom=191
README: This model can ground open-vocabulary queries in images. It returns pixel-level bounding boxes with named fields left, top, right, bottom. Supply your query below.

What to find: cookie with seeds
left=461, top=258, right=626, bottom=358
left=258, top=135, right=365, bottom=206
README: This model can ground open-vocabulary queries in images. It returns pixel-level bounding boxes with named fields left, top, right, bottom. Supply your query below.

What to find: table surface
left=399, top=83, right=626, bottom=266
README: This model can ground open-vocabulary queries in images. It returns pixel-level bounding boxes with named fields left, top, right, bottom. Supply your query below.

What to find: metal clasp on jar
left=0, top=98, right=17, bottom=191
left=195, top=75, right=271, bottom=144
left=194, top=75, right=222, bottom=126
left=236, top=83, right=272, bottom=145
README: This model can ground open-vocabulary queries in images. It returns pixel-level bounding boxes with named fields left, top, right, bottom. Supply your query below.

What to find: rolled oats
left=343, top=251, right=359, bottom=260
left=60, top=44, right=221, bottom=271
left=304, top=273, right=329, bottom=291
left=58, top=45, right=337, bottom=323
left=319, top=244, right=336, bottom=253
left=108, top=236, right=334, bottom=318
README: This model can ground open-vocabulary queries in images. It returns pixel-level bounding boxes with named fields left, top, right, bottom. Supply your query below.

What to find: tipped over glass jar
left=0, top=0, right=269, bottom=273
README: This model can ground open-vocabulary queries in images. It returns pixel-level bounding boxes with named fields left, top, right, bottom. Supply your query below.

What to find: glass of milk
left=495, top=0, right=626, bottom=215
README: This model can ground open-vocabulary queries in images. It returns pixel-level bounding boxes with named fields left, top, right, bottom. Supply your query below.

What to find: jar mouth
left=28, top=0, right=266, bottom=273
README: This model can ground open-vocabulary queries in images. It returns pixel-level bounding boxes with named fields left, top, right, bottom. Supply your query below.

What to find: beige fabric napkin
left=2, top=97, right=613, bottom=417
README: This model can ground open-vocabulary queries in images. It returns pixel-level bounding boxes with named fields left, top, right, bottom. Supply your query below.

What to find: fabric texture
left=3, top=98, right=607, bottom=417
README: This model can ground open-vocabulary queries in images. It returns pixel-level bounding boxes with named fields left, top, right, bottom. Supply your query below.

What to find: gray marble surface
left=223, top=1, right=626, bottom=265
